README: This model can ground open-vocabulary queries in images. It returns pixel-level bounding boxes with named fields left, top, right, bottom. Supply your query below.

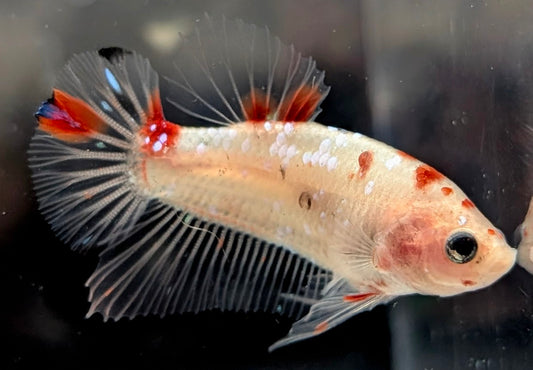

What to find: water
left=1, top=0, right=533, bottom=369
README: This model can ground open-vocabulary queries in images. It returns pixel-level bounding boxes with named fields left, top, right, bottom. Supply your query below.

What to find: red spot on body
left=348, top=172, right=355, bottom=181
left=313, top=321, right=329, bottom=334
left=415, top=165, right=444, bottom=189
left=487, top=228, right=496, bottom=236
left=461, top=199, right=475, bottom=209
left=524, top=228, right=529, bottom=237
left=140, top=89, right=181, bottom=156
left=461, top=280, right=476, bottom=286
left=243, top=89, right=273, bottom=122
left=358, top=150, right=373, bottom=178
left=36, top=89, right=105, bottom=142
left=397, top=150, right=415, bottom=160
left=441, top=187, right=453, bottom=196
left=343, top=292, right=376, bottom=303
left=278, top=85, right=322, bottom=122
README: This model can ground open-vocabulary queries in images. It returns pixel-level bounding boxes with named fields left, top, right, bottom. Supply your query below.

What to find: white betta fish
left=29, top=15, right=517, bottom=351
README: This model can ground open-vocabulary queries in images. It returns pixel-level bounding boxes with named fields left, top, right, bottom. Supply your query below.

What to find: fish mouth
left=478, top=244, right=517, bottom=289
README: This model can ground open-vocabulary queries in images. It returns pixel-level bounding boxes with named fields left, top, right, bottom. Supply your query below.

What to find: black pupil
left=446, top=232, right=477, bottom=264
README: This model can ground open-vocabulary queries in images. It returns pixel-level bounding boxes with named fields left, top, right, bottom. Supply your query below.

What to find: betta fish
left=29, top=15, right=517, bottom=351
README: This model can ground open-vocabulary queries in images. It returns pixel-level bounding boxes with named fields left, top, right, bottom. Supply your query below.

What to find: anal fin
left=268, top=278, right=394, bottom=352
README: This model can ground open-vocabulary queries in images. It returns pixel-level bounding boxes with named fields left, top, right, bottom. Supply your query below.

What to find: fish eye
left=445, top=231, right=478, bottom=264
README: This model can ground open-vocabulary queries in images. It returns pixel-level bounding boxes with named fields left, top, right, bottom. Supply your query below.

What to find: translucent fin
left=269, top=278, right=394, bottom=352
left=84, top=201, right=333, bottom=320
left=165, top=14, right=330, bottom=125
left=29, top=47, right=163, bottom=251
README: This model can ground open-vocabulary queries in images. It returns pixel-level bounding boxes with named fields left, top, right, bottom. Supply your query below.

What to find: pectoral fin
left=269, top=278, right=394, bottom=351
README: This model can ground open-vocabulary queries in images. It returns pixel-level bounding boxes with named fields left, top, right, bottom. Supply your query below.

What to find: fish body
left=29, top=16, right=517, bottom=351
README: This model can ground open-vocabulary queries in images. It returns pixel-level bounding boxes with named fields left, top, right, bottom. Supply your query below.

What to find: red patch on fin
left=358, top=150, right=373, bottom=178
left=278, top=85, right=322, bottom=122
left=36, top=89, right=105, bottom=142
left=343, top=292, right=376, bottom=303
left=243, top=88, right=274, bottom=122
left=441, top=187, right=453, bottom=196
left=313, top=321, right=329, bottom=334
left=140, top=89, right=181, bottom=156
left=461, top=199, right=475, bottom=209
left=415, top=165, right=444, bottom=189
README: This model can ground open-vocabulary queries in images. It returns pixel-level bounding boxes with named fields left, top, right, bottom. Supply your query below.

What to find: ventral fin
left=165, top=14, right=330, bottom=126
left=269, top=278, right=393, bottom=352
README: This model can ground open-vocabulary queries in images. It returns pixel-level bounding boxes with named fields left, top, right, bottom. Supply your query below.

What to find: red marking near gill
left=358, top=151, right=373, bottom=178
left=279, top=85, right=322, bottom=122
left=461, top=199, right=475, bottom=209
left=36, top=89, right=105, bottom=142
left=397, top=150, right=415, bottom=160
left=140, top=89, right=181, bottom=156
left=313, top=321, right=329, bottom=334
left=243, top=88, right=273, bottom=122
left=441, top=187, right=453, bottom=196
left=343, top=292, right=376, bottom=303
left=415, top=165, right=444, bottom=189
left=461, top=280, right=476, bottom=286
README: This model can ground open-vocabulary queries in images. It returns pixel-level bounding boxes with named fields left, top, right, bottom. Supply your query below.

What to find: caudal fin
left=29, top=47, right=164, bottom=251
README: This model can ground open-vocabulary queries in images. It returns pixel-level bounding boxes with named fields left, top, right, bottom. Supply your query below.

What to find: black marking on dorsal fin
left=164, top=14, right=330, bottom=126
left=98, top=47, right=133, bottom=62
left=84, top=200, right=333, bottom=321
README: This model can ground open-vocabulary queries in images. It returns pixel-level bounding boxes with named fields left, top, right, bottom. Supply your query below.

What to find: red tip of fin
left=278, top=85, right=322, bottom=122
left=36, top=89, right=105, bottom=142
left=140, top=89, right=181, bottom=155
left=343, top=292, right=376, bottom=303
left=313, top=321, right=329, bottom=334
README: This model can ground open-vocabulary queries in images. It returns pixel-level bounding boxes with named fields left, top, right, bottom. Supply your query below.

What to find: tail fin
left=29, top=47, right=162, bottom=251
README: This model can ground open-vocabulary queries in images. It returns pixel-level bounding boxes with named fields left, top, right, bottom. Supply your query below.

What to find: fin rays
left=165, top=15, right=329, bottom=126
left=84, top=202, right=333, bottom=321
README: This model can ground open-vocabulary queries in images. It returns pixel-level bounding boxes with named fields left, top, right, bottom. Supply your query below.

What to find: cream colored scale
left=142, top=120, right=446, bottom=292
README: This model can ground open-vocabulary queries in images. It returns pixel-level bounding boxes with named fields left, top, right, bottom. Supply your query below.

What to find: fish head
left=374, top=198, right=517, bottom=297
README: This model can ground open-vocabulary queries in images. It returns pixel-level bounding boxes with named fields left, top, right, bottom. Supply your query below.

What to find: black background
left=2, top=1, right=533, bottom=369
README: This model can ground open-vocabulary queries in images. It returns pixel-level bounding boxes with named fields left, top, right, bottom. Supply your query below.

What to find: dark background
left=2, top=0, right=533, bottom=369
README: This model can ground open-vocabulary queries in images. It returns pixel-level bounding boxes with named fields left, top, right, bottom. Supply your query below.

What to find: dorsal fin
left=164, top=14, right=330, bottom=126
